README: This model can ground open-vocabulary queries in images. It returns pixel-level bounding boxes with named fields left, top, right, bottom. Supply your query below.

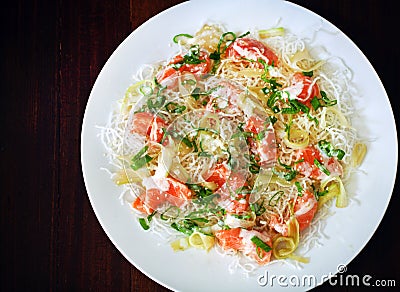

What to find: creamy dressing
left=142, top=176, right=169, bottom=191
left=284, top=82, right=304, bottom=100
left=294, top=198, right=315, bottom=216
left=231, top=42, right=270, bottom=64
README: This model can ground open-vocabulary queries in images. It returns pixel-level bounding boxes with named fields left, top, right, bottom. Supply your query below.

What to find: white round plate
left=81, top=0, right=397, bottom=291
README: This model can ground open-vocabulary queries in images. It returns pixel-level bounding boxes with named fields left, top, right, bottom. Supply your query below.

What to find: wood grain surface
left=1, top=0, right=398, bottom=291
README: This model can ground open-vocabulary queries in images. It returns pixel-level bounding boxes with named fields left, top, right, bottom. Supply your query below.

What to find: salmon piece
left=244, top=116, right=277, bottom=164
left=258, top=131, right=277, bottom=165
left=252, top=244, right=272, bottom=265
left=244, top=116, right=265, bottom=134
left=293, top=190, right=317, bottom=231
left=226, top=194, right=250, bottom=214
left=130, top=112, right=152, bottom=136
left=294, top=146, right=343, bottom=180
left=165, top=177, right=192, bottom=207
left=157, top=51, right=212, bottom=82
left=294, top=146, right=323, bottom=179
left=132, top=196, right=155, bottom=215
left=325, top=157, right=343, bottom=177
left=145, top=188, right=166, bottom=210
left=156, top=67, right=177, bottom=82
left=241, top=230, right=272, bottom=265
left=269, top=190, right=318, bottom=234
left=206, top=163, right=231, bottom=190
left=215, top=228, right=243, bottom=251
left=215, top=228, right=272, bottom=265
left=216, top=172, right=251, bottom=214
left=269, top=214, right=289, bottom=236
left=292, top=72, right=320, bottom=105
left=205, top=81, right=243, bottom=114
left=226, top=172, right=247, bottom=191
left=225, top=37, right=278, bottom=66
left=149, top=117, right=167, bottom=143
left=132, top=177, right=192, bottom=214
left=130, top=112, right=167, bottom=143
left=142, top=177, right=192, bottom=211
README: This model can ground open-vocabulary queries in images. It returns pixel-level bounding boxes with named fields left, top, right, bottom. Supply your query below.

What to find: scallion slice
left=160, top=206, right=180, bottom=221
left=302, top=71, right=313, bottom=77
left=138, top=211, right=156, bottom=230
left=317, top=140, right=345, bottom=160
left=314, top=158, right=331, bottom=176
left=147, top=94, right=166, bottom=110
left=131, top=146, right=153, bottom=170
left=138, top=218, right=150, bottom=230
left=295, top=181, right=303, bottom=197
left=173, top=33, right=193, bottom=44
left=171, top=219, right=197, bottom=236
left=165, top=102, right=186, bottom=113
left=258, top=27, right=285, bottom=38
left=251, top=236, right=272, bottom=252
left=268, top=191, right=284, bottom=206
left=311, top=91, right=337, bottom=111
left=139, top=85, right=153, bottom=96
left=238, top=31, right=250, bottom=38
left=250, top=201, right=266, bottom=216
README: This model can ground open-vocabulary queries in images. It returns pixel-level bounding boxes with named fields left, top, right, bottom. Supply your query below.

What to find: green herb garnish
left=235, top=185, right=253, bottom=194
left=272, top=167, right=298, bottom=181
left=171, top=45, right=205, bottom=70
left=190, top=86, right=221, bottom=100
left=250, top=200, right=266, bottom=216
left=138, top=211, right=157, bottom=230
left=172, top=33, right=193, bottom=43
left=267, top=116, right=277, bottom=125
left=251, top=236, right=272, bottom=252
left=131, top=146, right=153, bottom=170
left=317, top=140, right=345, bottom=160
left=268, top=191, right=284, bottom=206
left=160, top=206, right=180, bottom=221
left=210, top=32, right=237, bottom=61
left=311, top=90, right=337, bottom=111
left=138, top=218, right=150, bottom=230
left=281, top=99, right=309, bottom=115
left=311, top=184, right=328, bottom=201
left=247, top=154, right=261, bottom=174
left=267, top=90, right=282, bottom=109
left=165, top=102, right=186, bottom=113
left=314, top=158, right=331, bottom=176
left=171, top=220, right=197, bottom=236
left=147, top=94, right=166, bottom=110
left=302, top=71, right=313, bottom=77
left=295, top=181, right=303, bottom=197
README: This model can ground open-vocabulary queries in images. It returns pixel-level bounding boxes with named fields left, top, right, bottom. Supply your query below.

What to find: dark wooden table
left=1, top=0, right=399, bottom=291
